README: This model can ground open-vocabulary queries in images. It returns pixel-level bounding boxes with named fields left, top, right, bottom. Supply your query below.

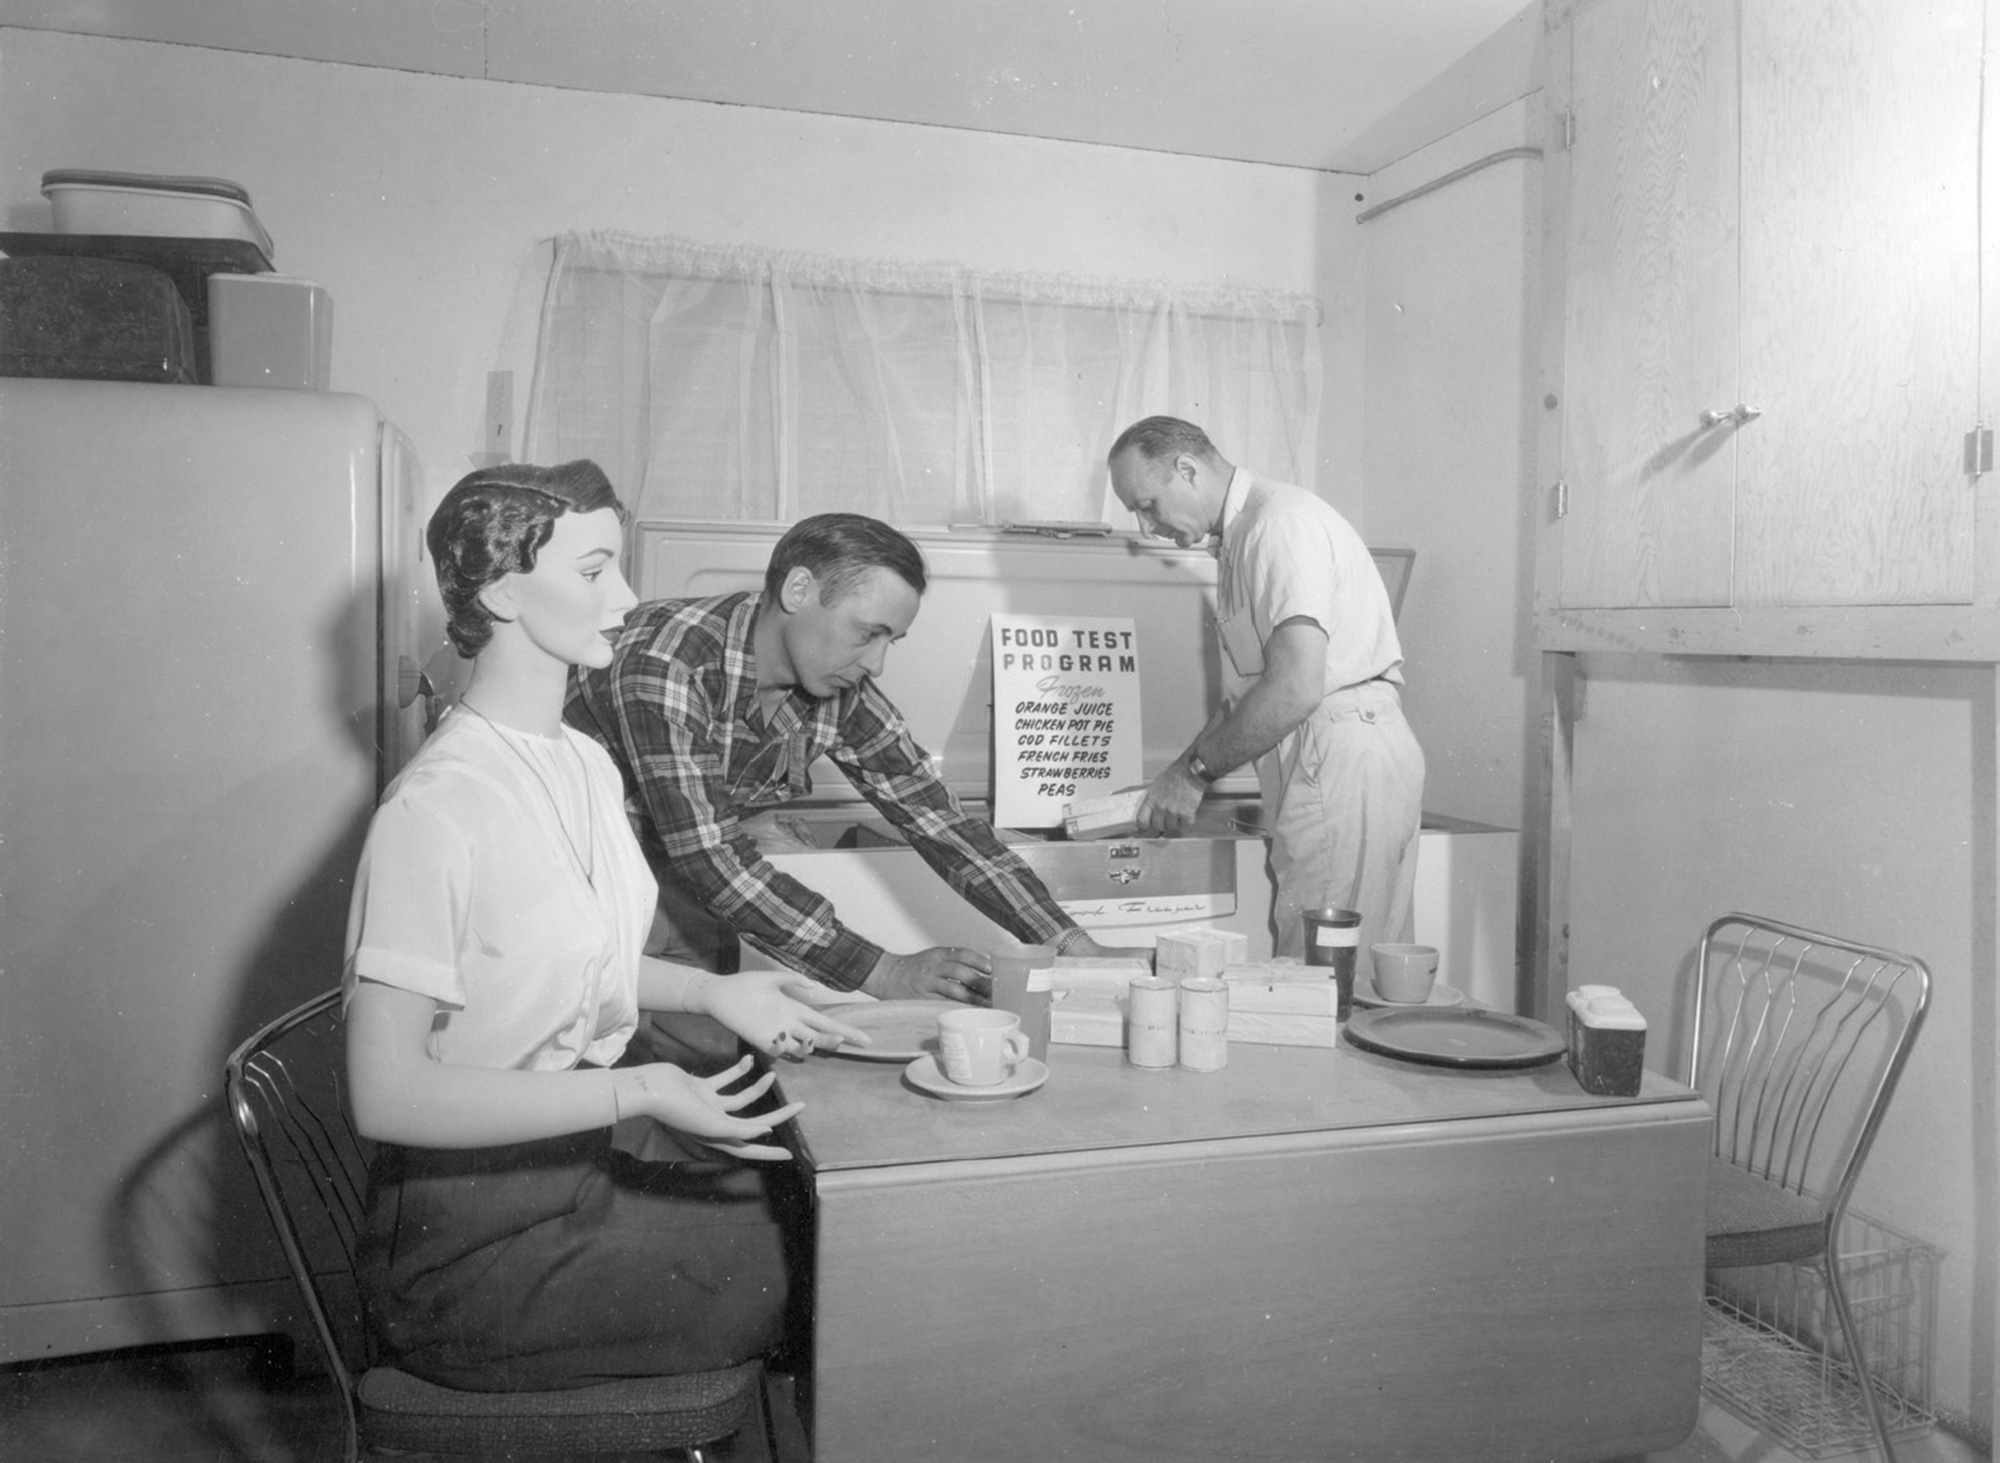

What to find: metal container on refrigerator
left=0, top=379, right=430, bottom=1362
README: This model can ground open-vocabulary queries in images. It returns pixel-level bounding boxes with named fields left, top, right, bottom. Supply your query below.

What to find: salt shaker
left=1177, top=977, right=1229, bottom=1072
left=1126, top=976, right=1179, bottom=1069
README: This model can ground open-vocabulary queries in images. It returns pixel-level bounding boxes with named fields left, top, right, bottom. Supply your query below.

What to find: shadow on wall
left=1562, top=651, right=1996, bottom=1431
left=102, top=581, right=382, bottom=1421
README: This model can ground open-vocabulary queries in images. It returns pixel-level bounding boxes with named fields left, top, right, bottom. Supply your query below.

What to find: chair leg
left=1821, top=1254, right=1897, bottom=1463
left=683, top=1367, right=775, bottom=1463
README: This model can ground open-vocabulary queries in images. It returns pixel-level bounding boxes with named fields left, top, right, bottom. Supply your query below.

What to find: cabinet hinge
left=1553, top=479, right=1569, bottom=518
left=1964, top=425, right=1993, bottom=478
left=1560, top=109, right=1575, bottom=151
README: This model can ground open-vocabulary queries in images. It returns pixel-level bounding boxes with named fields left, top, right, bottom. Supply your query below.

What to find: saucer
left=904, top=1054, right=1049, bottom=1104
left=1354, top=980, right=1466, bottom=1009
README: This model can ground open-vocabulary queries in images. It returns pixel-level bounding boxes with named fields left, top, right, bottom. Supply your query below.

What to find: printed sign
left=991, top=613, right=1143, bottom=828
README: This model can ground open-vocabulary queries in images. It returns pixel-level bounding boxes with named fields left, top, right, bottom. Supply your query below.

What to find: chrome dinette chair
left=1689, top=913, right=1931, bottom=1463
left=225, top=989, right=768, bottom=1462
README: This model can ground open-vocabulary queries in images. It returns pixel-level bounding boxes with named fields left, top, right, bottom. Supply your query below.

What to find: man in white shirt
left=1106, top=416, right=1425, bottom=961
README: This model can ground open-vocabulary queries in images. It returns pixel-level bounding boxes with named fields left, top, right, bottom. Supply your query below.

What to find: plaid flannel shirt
left=566, top=592, right=1077, bottom=989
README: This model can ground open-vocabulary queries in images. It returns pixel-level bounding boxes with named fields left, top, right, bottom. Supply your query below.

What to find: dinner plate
left=1353, top=980, right=1467, bottom=1010
left=903, top=1054, right=1049, bottom=1103
left=1342, top=1007, right=1565, bottom=1069
left=821, top=1000, right=951, bottom=1061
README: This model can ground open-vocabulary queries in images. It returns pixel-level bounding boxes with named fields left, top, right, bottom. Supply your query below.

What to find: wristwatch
left=1184, top=750, right=1221, bottom=785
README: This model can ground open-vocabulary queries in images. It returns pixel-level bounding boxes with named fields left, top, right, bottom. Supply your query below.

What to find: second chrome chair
left=1688, top=913, right=1931, bottom=1463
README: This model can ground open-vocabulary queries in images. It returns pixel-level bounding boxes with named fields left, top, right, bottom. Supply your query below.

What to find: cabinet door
left=1558, top=0, right=1739, bottom=609
left=1734, top=0, right=1982, bottom=606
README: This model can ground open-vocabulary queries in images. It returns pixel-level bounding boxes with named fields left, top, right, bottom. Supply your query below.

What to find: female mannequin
left=343, top=460, right=863, bottom=1390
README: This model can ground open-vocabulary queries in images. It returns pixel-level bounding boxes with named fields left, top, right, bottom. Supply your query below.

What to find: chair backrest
left=225, top=988, right=373, bottom=1451
left=1688, top=913, right=1929, bottom=1220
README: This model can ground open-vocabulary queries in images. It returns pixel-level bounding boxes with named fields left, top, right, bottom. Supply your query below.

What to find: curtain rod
left=559, top=260, right=1324, bottom=326
left=1355, top=146, right=1544, bottom=225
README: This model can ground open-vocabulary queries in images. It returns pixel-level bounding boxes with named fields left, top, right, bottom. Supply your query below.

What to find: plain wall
left=1355, top=77, right=1992, bottom=1435
left=1358, top=98, right=1541, bottom=838
left=1568, top=655, right=1992, bottom=1431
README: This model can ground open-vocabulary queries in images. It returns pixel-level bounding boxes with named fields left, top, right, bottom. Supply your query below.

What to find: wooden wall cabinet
left=1537, top=0, right=2000, bottom=660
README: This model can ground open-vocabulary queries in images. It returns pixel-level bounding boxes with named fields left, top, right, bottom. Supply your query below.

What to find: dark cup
left=989, top=944, right=1055, bottom=1062
left=1302, top=908, right=1362, bottom=1019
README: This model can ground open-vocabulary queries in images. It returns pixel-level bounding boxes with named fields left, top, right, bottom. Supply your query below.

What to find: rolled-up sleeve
left=344, top=782, right=470, bottom=1009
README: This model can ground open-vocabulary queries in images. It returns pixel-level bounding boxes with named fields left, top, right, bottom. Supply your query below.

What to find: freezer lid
left=633, top=521, right=1411, bottom=806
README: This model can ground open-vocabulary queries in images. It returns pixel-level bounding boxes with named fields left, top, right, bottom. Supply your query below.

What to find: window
left=525, top=231, right=1322, bottom=527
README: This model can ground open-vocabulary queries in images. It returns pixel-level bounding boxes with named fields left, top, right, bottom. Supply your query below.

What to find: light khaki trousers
left=1258, top=679, right=1425, bottom=964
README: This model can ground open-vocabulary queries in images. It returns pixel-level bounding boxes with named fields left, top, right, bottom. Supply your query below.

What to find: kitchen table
left=774, top=1024, right=1710, bottom=1463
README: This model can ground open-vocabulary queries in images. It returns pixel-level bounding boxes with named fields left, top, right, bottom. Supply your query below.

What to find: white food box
left=1223, top=968, right=1342, bottom=1047
left=1227, top=1011, right=1342, bottom=1048
left=1049, top=956, right=1152, bottom=1000
left=1061, top=787, right=1145, bottom=840
left=1225, top=978, right=1342, bottom=1015
left=1049, top=993, right=1124, bottom=1047
left=42, top=169, right=277, bottom=261
left=1221, top=958, right=1313, bottom=984
left=1155, top=927, right=1249, bottom=980
left=1046, top=956, right=1152, bottom=1046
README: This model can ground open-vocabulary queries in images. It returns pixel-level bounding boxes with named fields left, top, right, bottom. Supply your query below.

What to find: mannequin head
left=428, top=461, right=626, bottom=658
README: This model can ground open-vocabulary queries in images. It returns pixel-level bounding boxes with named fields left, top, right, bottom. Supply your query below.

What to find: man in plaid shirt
left=567, top=513, right=1136, bottom=1003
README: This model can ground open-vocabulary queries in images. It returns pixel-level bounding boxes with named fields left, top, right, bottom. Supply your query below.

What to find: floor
left=0, top=1338, right=1985, bottom=1463
left=0, top=1339, right=810, bottom=1463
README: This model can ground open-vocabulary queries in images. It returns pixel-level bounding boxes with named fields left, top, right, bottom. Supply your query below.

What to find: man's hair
left=763, top=513, right=928, bottom=604
left=426, top=460, right=625, bottom=657
left=1107, top=415, right=1219, bottom=466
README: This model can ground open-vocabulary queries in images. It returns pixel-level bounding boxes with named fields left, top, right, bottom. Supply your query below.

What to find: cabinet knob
left=1699, top=404, right=1763, bottom=428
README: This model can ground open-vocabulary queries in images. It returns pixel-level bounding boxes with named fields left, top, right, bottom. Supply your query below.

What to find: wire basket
left=1702, top=1208, right=1940, bottom=1457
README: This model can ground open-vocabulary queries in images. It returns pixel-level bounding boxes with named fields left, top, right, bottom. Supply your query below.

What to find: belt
left=1329, top=674, right=1400, bottom=697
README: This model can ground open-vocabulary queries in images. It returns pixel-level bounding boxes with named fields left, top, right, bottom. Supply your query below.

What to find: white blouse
left=343, top=707, right=657, bottom=1072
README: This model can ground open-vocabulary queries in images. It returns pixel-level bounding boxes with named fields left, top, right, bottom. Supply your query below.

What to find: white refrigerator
left=0, top=378, right=432, bottom=1362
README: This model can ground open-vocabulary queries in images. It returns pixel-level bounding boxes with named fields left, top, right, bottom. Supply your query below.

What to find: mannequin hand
left=861, top=947, right=992, bottom=1003
left=618, top=1056, right=802, bottom=1162
left=1136, top=760, right=1207, bottom=837
left=696, top=970, right=873, bottom=1060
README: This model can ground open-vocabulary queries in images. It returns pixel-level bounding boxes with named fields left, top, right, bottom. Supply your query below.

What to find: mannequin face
left=486, top=507, right=635, bottom=670
left=775, top=564, right=920, bottom=698
left=1109, top=448, right=1214, bottom=548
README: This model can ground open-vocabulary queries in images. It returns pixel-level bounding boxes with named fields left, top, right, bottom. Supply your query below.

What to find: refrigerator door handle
left=399, top=655, right=440, bottom=733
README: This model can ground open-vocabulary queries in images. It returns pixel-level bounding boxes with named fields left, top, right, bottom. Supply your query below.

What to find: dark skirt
left=357, top=1123, right=793, bottom=1392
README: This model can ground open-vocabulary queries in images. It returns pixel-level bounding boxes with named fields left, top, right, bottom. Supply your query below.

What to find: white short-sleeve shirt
left=343, top=708, right=658, bottom=1072
left=1215, top=468, right=1405, bottom=700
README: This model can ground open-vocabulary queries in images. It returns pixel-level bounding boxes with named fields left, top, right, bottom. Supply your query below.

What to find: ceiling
left=1, top=0, right=1541, bottom=175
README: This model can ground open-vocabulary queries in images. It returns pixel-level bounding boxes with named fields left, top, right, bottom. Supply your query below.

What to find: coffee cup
left=936, top=1008, right=1031, bottom=1087
left=1370, top=943, right=1440, bottom=1004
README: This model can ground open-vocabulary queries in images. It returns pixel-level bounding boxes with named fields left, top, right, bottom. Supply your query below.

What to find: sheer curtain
left=524, top=231, right=1323, bottom=527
